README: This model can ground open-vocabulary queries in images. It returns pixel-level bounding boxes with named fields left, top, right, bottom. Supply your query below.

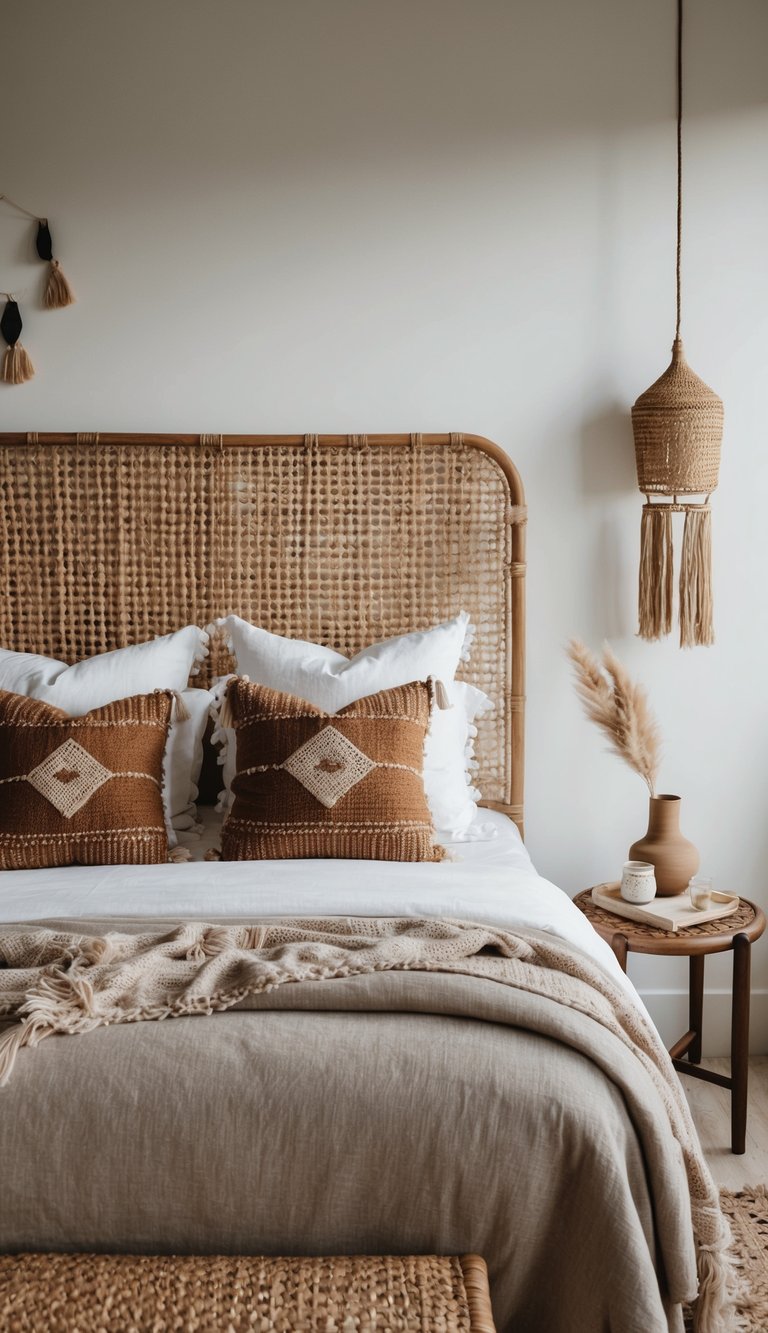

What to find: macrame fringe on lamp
left=631, top=0, right=723, bottom=649
left=633, top=341, right=722, bottom=647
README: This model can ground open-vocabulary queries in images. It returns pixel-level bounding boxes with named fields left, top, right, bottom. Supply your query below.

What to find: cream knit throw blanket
left=0, top=916, right=733, bottom=1331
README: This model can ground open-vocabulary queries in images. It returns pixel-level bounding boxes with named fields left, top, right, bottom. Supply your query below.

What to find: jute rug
left=685, top=1187, right=768, bottom=1332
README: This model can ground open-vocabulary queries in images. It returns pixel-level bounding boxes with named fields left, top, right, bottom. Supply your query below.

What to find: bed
left=0, top=433, right=730, bottom=1333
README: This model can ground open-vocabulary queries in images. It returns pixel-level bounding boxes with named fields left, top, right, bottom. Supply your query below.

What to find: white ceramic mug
left=620, top=861, right=657, bottom=904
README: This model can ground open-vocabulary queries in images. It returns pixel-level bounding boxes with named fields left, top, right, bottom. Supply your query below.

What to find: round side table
left=573, top=888, right=766, bottom=1155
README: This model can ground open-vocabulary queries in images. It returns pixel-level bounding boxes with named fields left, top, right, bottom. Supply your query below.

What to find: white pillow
left=211, top=613, right=488, bottom=837
left=217, top=613, right=473, bottom=711
left=161, top=686, right=214, bottom=845
left=0, top=627, right=210, bottom=847
left=425, top=680, right=494, bottom=836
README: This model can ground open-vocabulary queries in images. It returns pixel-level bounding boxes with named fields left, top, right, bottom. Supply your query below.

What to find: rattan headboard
left=0, top=432, right=526, bottom=831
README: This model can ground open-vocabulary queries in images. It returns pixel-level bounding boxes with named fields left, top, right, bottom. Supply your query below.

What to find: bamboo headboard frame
left=0, top=432, right=526, bottom=833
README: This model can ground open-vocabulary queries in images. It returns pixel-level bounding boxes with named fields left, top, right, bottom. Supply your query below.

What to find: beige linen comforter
left=0, top=917, right=733, bottom=1333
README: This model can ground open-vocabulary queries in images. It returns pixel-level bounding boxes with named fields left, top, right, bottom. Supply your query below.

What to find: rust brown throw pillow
left=221, top=679, right=443, bottom=862
left=0, top=691, right=172, bottom=869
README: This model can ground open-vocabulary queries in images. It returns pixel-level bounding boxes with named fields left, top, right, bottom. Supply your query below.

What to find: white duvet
left=0, top=809, right=639, bottom=1001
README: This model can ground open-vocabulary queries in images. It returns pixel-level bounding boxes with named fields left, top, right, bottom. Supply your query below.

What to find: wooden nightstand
left=573, top=888, right=766, bottom=1154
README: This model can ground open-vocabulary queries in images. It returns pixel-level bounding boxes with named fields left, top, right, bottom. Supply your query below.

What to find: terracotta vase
left=628, top=794, right=699, bottom=897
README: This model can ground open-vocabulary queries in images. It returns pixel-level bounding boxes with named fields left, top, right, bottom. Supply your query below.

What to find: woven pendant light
left=632, top=0, right=723, bottom=648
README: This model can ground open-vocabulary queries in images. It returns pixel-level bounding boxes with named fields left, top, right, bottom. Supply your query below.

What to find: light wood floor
left=682, top=1057, right=768, bottom=1190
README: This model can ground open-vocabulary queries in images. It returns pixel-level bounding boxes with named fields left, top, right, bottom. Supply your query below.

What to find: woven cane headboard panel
left=0, top=432, right=526, bottom=829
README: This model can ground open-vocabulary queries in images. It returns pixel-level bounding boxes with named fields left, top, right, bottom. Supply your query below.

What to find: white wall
left=3, top=0, right=767, bottom=1051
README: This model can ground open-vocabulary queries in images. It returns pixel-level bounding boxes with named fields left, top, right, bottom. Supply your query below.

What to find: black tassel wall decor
left=36, top=219, right=76, bottom=309
left=1, top=297, right=35, bottom=384
left=0, top=193, right=77, bottom=381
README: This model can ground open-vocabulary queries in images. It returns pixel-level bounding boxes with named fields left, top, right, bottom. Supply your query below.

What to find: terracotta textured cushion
left=221, top=680, right=443, bottom=862
left=0, top=691, right=172, bottom=869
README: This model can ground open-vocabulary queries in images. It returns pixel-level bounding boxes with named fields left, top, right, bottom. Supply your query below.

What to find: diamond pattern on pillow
left=27, top=738, right=112, bottom=818
left=222, top=679, right=443, bottom=862
left=0, top=690, right=172, bottom=869
left=282, top=726, right=375, bottom=808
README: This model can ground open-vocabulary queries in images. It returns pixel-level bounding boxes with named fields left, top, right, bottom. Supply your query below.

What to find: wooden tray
left=591, top=883, right=739, bottom=932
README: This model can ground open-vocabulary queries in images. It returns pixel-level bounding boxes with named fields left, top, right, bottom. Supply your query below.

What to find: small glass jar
left=689, top=876, right=714, bottom=910
left=620, top=860, right=657, bottom=904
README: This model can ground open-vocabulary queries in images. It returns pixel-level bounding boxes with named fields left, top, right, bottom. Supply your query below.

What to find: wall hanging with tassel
left=0, top=297, right=35, bottom=384
left=35, top=219, right=76, bottom=309
left=631, top=0, right=723, bottom=648
left=0, top=193, right=76, bottom=310
left=0, top=192, right=75, bottom=386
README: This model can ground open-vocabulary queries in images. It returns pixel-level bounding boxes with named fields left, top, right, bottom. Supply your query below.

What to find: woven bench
left=0, top=1252, right=497, bottom=1331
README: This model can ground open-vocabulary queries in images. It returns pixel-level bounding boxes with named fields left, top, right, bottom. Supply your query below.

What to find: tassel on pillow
left=172, top=690, right=191, bottom=723
left=217, top=676, right=249, bottom=732
left=0, top=297, right=34, bottom=384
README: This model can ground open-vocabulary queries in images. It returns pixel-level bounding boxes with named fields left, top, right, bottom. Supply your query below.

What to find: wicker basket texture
left=0, top=433, right=525, bottom=822
left=632, top=340, right=723, bottom=496
left=0, top=1252, right=497, bottom=1332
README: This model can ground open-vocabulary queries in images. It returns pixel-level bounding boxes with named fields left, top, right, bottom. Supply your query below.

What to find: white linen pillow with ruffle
left=423, top=680, right=495, bottom=837
left=0, top=626, right=210, bottom=848
left=210, top=613, right=493, bottom=838
left=217, top=612, right=473, bottom=712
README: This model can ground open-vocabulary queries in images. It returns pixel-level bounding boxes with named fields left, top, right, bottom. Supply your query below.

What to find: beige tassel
left=429, top=677, right=453, bottom=710
left=44, top=259, right=76, bottom=309
left=638, top=505, right=673, bottom=641
left=168, top=846, right=192, bottom=863
left=218, top=682, right=236, bottom=731
left=679, top=506, right=714, bottom=648
left=172, top=690, right=190, bottom=722
left=1, top=342, right=35, bottom=385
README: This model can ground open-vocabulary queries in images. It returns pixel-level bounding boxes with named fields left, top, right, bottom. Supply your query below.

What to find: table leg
left=731, top=933, right=751, bottom=1155
left=610, top=932, right=629, bottom=973
left=688, top=954, right=705, bottom=1064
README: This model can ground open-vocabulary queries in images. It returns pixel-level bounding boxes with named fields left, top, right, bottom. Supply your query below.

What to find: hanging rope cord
left=0, top=194, right=44, bottom=223
left=1, top=197, right=42, bottom=303
left=635, top=0, right=720, bottom=648
left=675, top=0, right=683, bottom=342
left=668, top=0, right=710, bottom=510
left=0, top=194, right=45, bottom=300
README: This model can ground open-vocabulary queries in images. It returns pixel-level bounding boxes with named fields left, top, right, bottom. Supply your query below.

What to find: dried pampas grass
left=567, top=640, right=662, bottom=796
